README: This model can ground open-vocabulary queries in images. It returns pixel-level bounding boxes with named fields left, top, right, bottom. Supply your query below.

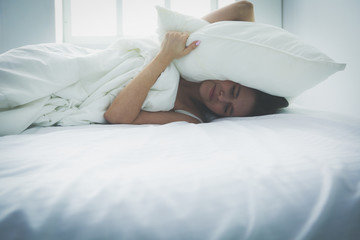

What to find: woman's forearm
left=202, top=1, right=254, bottom=23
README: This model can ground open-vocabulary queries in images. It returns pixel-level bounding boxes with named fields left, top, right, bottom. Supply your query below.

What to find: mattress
left=0, top=109, right=359, bottom=240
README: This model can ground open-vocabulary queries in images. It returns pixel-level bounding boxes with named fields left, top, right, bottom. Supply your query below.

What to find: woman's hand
left=159, top=32, right=200, bottom=63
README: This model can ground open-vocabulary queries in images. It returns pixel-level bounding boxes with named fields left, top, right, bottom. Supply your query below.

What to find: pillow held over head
left=156, top=6, right=209, bottom=41
left=156, top=6, right=346, bottom=98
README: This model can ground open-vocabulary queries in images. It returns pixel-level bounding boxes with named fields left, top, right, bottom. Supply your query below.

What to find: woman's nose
left=217, top=91, right=227, bottom=102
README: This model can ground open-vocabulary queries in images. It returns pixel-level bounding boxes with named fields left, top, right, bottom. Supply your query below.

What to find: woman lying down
left=0, top=1, right=288, bottom=135
left=105, top=1, right=288, bottom=124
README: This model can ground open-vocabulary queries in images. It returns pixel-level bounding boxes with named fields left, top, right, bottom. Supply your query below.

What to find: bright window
left=70, top=0, right=118, bottom=37
left=59, top=0, right=237, bottom=47
left=122, top=0, right=164, bottom=36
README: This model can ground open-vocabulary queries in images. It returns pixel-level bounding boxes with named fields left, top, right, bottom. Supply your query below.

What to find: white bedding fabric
left=0, top=110, right=359, bottom=240
left=0, top=38, right=179, bottom=135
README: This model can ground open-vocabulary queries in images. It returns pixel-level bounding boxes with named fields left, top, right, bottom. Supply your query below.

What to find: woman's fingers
left=161, top=32, right=200, bottom=59
left=182, top=40, right=201, bottom=57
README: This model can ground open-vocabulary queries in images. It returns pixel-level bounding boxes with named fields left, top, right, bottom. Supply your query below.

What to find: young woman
left=104, top=1, right=288, bottom=124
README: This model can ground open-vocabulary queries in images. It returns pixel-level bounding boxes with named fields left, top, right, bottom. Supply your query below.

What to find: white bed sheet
left=0, top=110, right=359, bottom=240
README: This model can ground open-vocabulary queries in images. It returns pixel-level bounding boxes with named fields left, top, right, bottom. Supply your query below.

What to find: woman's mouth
left=209, top=85, right=216, bottom=101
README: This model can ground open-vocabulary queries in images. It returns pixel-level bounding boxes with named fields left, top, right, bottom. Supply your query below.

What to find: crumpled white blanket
left=0, top=38, right=180, bottom=135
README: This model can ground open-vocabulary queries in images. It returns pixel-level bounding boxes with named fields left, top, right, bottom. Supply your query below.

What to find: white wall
left=0, top=0, right=55, bottom=53
left=249, top=0, right=282, bottom=27
left=283, top=0, right=360, bottom=118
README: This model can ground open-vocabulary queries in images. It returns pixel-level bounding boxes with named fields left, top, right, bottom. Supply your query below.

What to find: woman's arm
left=202, top=0, right=255, bottom=23
left=104, top=32, right=199, bottom=124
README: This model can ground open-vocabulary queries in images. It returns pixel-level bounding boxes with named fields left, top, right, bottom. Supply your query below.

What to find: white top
left=175, top=109, right=203, bottom=123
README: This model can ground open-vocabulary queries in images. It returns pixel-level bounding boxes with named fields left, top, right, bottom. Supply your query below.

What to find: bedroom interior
left=0, top=0, right=359, bottom=239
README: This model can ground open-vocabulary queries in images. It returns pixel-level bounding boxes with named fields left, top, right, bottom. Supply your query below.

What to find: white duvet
left=0, top=110, right=359, bottom=240
left=0, top=38, right=180, bottom=135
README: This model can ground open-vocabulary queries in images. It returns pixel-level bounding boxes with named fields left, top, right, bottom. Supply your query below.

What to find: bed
left=0, top=107, right=359, bottom=240
left=1, top=6, right=359, bottom=238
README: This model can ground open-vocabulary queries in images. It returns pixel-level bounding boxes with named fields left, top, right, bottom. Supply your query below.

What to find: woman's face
left=199, top=80, right=256, bottom=117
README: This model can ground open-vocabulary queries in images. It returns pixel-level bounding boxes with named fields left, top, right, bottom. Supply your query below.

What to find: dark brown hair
left=250, top=90, right=289, bottom=116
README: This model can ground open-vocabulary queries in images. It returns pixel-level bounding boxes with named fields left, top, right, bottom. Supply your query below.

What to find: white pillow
left=156, top=7, right=346, bottom=98
left=156, top=6, right=209, bottom=41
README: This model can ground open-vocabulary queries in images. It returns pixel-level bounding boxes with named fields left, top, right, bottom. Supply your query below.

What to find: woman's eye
left=224, top=104, right=233, bottom=116
left=236, top=86, right=241, bottom=98
left=229, top=107, right=233, bottom=116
